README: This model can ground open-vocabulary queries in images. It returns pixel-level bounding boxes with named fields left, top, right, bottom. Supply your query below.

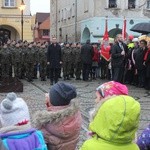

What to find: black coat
left=135, top=47, right=147, bottom=70
left=111, top=42, right=128, bottom=68
left=145, top=52, right=150, bottom=78
left=81, top=44, right=94, bottom=64
left=47, top=43, right=62, bottom=68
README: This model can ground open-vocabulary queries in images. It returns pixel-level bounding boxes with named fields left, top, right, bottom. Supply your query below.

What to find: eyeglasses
left=96, top=87, right=105, bottom=98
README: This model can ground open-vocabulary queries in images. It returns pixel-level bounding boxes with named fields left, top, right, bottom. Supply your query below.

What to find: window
left=128, top=0, right=136, bottom=9
left=72, top=3, right=75, bottom=17
left=43, top=30, right=49, bottom=36
left=4, top=0, right=15, bottom=7
left=64, top=8, right=67, bottom=20
left=58, top=10, right=60, bottom=22
left=84, top=0, right=89, bottom=12
left=147, top=0, right=150, bottom=9
left=61, top=10, right=64, bottom=21
left=109, top=0, right=117, bottom=8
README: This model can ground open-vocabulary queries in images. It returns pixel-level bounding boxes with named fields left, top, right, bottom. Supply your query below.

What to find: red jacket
left=92, top=47, right=99, bottom=62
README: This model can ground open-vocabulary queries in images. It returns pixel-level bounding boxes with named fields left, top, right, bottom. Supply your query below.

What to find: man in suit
left=47, top=37, right=62, bottom=85
left=111, top=34, right=128, bottom=83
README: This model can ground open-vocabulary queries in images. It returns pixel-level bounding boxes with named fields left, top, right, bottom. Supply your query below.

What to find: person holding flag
left=100, top=17, right=111, bottom=79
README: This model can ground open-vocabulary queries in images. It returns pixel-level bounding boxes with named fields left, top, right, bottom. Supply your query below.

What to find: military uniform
left=62, top=46, right=72, bottom=80
left=39, top=45, right=47, bottom=81
left=25, top=45, right=35, bottom=82
left=70, top=46, right=76, bottom=78
left=32, top=44, right=39, bottom=79
left=1, top=45, right=12, bottom=77
left=74, top=46, right=82, bottom=80
left=12, top=44, right=22, bottom=78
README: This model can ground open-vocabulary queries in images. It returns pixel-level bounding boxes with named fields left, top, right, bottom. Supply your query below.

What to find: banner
left=101, top=17, right=111, bottom=61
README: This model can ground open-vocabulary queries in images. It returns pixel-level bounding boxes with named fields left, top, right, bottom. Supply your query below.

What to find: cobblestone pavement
left=0, top=78, right=150, bottom=149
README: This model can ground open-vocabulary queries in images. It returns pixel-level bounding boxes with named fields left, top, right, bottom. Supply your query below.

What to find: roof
left=39, top=16, right=50, bottom=29
left=36, top=13, right=50, bottom=24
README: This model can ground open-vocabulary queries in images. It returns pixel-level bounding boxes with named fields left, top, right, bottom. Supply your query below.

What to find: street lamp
left=19, top=0, right=26, bottom=41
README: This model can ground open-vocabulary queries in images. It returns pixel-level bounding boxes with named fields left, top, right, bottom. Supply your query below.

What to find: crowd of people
left=0, top=81, right=149, bottom=150
left=0, top=34, right=150, bottom=90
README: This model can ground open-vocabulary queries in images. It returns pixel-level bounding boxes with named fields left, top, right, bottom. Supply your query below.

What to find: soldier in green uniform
left=39, top=43, right=47, bottom=81
left=62, top=43, right=72, bottom=80
left=25, top=44, right=34, bottom=82
left=1, top=44, right=12, bottom=78
left=74, top=43, right=82, bottom=80
left=12, top=43, right=22, bottom=78
left=70, top=43, right=76, bottom=78
left=32, top=42, right=39, bottom=79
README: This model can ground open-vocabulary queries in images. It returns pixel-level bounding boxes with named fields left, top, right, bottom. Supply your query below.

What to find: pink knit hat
left=96, top=81, right=128, bottom=98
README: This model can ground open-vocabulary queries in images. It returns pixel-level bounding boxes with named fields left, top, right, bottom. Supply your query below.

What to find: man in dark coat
left=47, top=38, right=62, bottom=85
left=81, top=40, right=94, bottom=81
left=111, top=34, right=128, bottom=83
left=135, top=40, right=147, bottom=88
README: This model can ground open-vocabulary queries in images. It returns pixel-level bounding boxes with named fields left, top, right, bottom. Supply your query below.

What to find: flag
left=101, top=17, right=111, bottom=61
left=122, top=17, right=127, bottom=40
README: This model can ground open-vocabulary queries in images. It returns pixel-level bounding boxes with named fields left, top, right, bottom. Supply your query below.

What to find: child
left=0, top=92, right=47, bottom=150
left=137, top=124, right=150, bottom=150
left=33, top=82, right=82, bottom=150
left=80, top=95, right=141, bottom=150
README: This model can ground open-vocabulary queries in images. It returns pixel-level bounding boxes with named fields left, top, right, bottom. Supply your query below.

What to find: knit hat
left=96, top=81, right=128, bottom=98
left=0, top=92, right=30, bottom=127
left=49, top=82, right=77, bottom=106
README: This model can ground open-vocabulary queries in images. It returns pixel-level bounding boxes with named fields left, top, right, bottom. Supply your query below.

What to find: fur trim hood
left=33, top=99, right=80, bottom=128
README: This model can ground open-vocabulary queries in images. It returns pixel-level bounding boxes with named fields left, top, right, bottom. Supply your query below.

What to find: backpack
left=0, top=129, right=48, bottom=150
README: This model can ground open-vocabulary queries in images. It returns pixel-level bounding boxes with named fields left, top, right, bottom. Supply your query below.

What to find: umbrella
left=130, top=22, right=150, bottom=34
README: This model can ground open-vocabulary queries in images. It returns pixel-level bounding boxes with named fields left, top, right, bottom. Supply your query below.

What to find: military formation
left=0, top=40, right=48, bottom=82
left=0, top=40, right=82, bottom=82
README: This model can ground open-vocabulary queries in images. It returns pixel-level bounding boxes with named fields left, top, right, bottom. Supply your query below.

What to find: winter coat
left=111, top=42, right=128, bottom=68
left=0, top=123, right=47, bottom=150
left=33, top=100, right=82, bottom=150
left=137, top=124, right=150, bottom=150
left=47, top=43, right=62, bottom=68
left=134, top=47, right=147, bottom=70
left=0, top=139, right=6, bottom=150
left=92, top=48, right=99, bottom=62
left=81, top=44, right=94, bottom=64
left=80, top=95, right=140, bottom=150
left=145, top=51, right=150, bottom=78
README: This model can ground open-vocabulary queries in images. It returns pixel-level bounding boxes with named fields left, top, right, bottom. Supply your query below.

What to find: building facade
left=33, top=13, right=50, bottom=42
left=0, top=0, right=33, bottom=43
left=50, top=0, right=150, bottom=43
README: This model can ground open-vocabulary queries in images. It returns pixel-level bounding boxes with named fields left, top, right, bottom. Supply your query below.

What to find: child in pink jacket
left=33, top=82, right=82, bottom=150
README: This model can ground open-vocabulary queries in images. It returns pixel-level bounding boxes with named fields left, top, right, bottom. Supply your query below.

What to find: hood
left=33, top=99, right=79, bottom=128
left=89, top=95, right=140, bottom=144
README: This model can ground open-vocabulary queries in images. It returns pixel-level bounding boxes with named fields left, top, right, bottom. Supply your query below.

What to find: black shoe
left=67, top=77, right=71, bottom=80
left=50, top=82, right=53, bottom=85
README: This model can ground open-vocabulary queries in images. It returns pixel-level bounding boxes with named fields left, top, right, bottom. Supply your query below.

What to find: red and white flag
left=122, top=17, right=127, bottom=40
left=101, top=17, right=111, bottom=61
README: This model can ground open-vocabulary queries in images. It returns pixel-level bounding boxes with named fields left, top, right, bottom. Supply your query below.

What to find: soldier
left=25, top=44, right=35, bottom=82
left=12, top=43, right=22, bottom=78
left=70, top=43, right=76, bottom=78
left=74, top=43, right=82, bottom=80
left=32, top=42, right=39, bottom=79
left=1, top=44, right=12, bottom=78
left=39, top=44, right=47, bottom=81
left=62, top=43, right=72, bottom=80
left=21, top=42, right=28, bottom=79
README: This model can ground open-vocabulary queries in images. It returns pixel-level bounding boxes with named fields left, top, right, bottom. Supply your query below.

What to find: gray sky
left=30, top=0, right=50, bottom=15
